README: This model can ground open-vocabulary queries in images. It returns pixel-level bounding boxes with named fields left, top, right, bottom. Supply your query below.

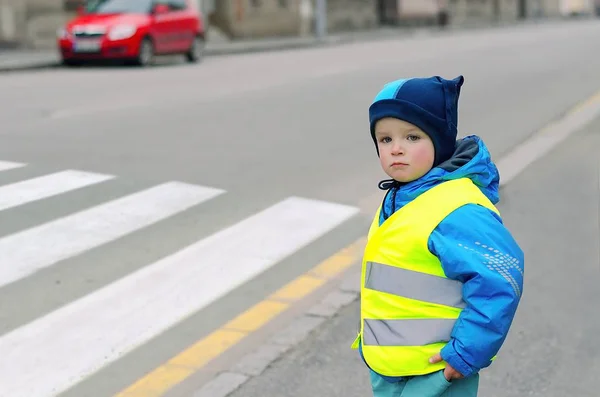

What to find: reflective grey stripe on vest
left=365, top=262, right=466, bottom=309
left=363, top=318, right=456, bottom=346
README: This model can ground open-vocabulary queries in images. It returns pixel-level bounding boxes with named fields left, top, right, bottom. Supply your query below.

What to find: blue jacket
left=361, top=135, right=524, bottom=380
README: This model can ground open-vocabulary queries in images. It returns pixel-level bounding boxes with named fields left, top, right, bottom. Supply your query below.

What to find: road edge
left=0, top=18, right=581, bottom=73
left=191, top=266, right=362, bottom=397
left=114, top=237, right=366, bottom=397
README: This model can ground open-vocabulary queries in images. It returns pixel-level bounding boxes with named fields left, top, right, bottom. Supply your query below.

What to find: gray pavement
left=0, top=18, right=599, bottom=397
left=227, top=116, right=600, bottom=397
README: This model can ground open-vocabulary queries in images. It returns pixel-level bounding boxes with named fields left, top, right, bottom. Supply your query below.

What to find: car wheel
left=185, top=35, right=204, bottom=63
left=136, top=37, right=154, bottom=67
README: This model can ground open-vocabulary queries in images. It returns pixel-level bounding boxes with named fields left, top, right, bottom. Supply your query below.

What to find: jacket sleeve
left=428, top=204, right=524, bottom=378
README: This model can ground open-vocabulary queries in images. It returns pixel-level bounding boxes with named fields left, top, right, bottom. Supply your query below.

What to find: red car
left=57, top=0, right=205, bottom=66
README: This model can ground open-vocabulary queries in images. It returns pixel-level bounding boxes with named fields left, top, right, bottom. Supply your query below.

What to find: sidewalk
left=0, top=18, right=576, bottom=73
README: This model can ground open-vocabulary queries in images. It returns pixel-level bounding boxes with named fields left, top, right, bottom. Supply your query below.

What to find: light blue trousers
left=370, top=370, right=479, bottom=397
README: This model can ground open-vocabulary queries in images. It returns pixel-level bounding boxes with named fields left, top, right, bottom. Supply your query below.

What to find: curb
left=0, top=35, right=350, bottom=73
left=191, top=86, right=600, bottom=397
left=0, top=18, right=578, bottom=73
left=202, top=36, right=345, bottom=57
left=0, top=36, right=343, bottom=73
left=0, top=58, right=61, bottom=73
left=190, top=267, right=361, bottom=397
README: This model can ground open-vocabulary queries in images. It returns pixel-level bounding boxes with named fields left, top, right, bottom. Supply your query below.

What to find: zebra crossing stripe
left=0, top=181, right=224, bottom=288
left=0, top=170, right=114, bottom=212
left=0, top=161, right=25, bottom=172
left=0, top=197, right=358, bottom=397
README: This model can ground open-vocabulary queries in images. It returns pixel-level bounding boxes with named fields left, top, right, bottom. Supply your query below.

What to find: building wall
left=448, top=0, right=520, bottom=25
left=0, top=0, right=588, bottom=49
left=213, top=0, right=377, bottom=38
left=326, top=0, right=378, bottom=32
left=215, top=0, right=302, bottom=38
left=0, top=0, right=73, bottom=48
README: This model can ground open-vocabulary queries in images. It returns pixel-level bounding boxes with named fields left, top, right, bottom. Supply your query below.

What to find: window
left=168, top=0, right=187, bottom=11
left=86, top=0, right=154, bottom=14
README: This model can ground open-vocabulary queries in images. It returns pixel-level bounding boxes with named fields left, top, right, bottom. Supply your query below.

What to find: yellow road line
left=270, top=276, right=326, bottom=302
left=567, top=90, right=600, bottom=116
left=116, top=237, right=365, bottom=397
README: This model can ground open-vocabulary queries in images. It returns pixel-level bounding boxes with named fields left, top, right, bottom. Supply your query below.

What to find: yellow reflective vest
left=352, top=178, right=500, bottom=377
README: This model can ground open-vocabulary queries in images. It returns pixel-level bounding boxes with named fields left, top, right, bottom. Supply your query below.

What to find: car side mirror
left=152, top=4, right=169, bottom=15
left=76, top=4, right=85, bottom=15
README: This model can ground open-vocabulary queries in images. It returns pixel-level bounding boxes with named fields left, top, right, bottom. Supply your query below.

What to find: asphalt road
left=0, top=18, right=598, bottom=397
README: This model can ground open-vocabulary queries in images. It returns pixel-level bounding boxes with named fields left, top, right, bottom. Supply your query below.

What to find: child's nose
left=391, top=143, right=404, bottom=155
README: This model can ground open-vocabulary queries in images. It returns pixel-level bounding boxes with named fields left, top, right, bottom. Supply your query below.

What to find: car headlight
left=108, top=25, right=137, bottom=41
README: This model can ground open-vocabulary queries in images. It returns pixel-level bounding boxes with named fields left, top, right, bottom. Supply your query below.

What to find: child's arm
left=428, top=204, right=524, bottom=378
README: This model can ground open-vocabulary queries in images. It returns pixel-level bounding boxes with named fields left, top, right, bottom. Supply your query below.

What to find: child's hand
left=429, top=353, right=465, bottom=381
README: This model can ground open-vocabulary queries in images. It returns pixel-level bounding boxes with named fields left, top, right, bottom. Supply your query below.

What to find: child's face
left=374, top=118, right=435, bottom=183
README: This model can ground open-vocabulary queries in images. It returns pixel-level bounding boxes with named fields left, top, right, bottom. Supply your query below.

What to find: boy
left=352, top=75, right=524, bottom=397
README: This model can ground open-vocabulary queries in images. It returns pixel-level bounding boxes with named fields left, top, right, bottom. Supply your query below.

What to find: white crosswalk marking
left=0, top=159, right=360, bottom=397
left=0, top=181, right=224, bottom=288
left=0, top=170, right=114, bottom=211
left=0, top=197, right=358, bottom=397
left=0, top=160, right=25, bottom=172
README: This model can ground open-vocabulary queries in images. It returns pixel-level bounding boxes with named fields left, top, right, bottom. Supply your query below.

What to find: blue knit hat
left=369, top=75, right=465, bottom=166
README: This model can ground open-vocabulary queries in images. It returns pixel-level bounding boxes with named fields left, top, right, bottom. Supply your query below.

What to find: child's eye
left=379, top=137, right=392, bottom=143
left=407, top=134, right=421, bottom=142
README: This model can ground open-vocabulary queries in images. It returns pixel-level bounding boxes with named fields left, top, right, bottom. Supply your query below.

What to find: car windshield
left=86, top=0, right=153, bottom=14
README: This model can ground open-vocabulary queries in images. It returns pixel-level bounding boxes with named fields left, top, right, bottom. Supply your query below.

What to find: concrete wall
left=326, top=0, right=378, bottom=32
left=0, top=0, right=74, bottom=48
left=213, top=0, right=377, bottom=38
left=448, top=0, right=520, bottom=25
left=213, top=0, right=556, bottom=38
left=214, top=0, right=302, bottom=38
left=539, top=0, right=595, bottom=17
